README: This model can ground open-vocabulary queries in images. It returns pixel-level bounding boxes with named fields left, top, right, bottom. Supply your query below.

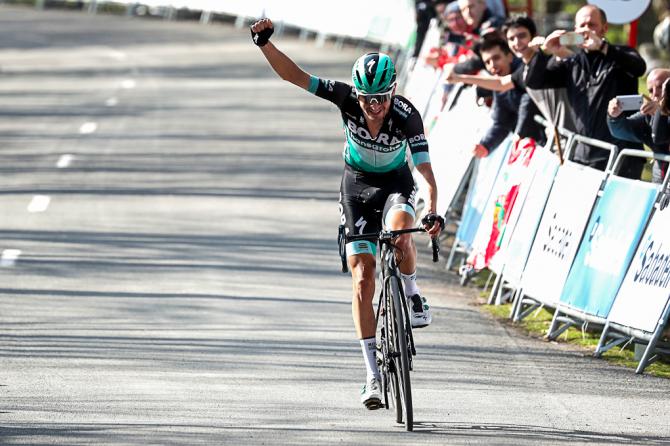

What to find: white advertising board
left=608, top=204, right=670, bottom=333
left=499, top=148, right=559, bottom=285
left=416, top=86, right=493, bottom=216
left=519, top=162, right=606, bottom=307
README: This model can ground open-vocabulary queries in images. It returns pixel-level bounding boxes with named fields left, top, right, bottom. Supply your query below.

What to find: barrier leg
left=636, top=300, right=670, bottom=374
left=509, top=287, right=521, bottom=319
left=446, top=238, right=461, bottom=271
left=484, top=271, right=495, bottom=293
left=547, top=308, right=576, bottom=341
left=594, top=322, right=628, bottom=357
left=486, top=273, right=501, bottom=305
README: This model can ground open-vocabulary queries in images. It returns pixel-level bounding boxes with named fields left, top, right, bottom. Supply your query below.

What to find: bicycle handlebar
left=346, top=226, right=440, bottom=263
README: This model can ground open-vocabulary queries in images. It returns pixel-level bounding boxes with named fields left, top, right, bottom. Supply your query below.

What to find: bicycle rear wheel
left=389, top=275, right=413, bottom=431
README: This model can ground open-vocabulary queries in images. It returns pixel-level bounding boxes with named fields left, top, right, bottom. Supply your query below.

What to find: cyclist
left=250, top=18, right=443, bottom=410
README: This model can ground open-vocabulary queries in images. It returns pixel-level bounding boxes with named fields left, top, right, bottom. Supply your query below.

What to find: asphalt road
left=1, top=6, right=669, bottom=445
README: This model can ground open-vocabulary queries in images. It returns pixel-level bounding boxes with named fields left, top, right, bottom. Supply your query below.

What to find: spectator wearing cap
left=525, top=5, right=647, bottom=178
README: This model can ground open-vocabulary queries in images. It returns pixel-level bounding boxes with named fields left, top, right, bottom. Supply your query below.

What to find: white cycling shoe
left=360, top=376, right=383, bottom=410
left=408, top=294, right=432, bottom=328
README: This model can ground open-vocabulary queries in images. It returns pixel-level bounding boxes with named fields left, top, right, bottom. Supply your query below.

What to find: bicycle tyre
left=377, top=301, right=390, bottom=410
left=390, top=275, right=413, bottom=431
left=384, top=281, right=402, bottom=422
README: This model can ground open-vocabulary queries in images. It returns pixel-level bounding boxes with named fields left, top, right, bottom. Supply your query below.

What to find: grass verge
left=468, top=269, right=670, bottom=379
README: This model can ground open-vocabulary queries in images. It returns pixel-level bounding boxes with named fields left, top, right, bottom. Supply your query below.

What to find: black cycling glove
left=251, top=26, right=274, bottom=47
left=421, top=213, right=445, bottom=230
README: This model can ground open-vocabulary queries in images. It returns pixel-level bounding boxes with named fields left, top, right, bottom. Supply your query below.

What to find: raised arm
left=525, top=30, right=572, bottom=90
left=445, top=66, right=514, bottom=93
left=251, top=19, right=311, bottom=90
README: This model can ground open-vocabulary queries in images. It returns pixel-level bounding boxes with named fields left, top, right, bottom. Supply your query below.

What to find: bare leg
left=349, top=253, right=377, bottom=339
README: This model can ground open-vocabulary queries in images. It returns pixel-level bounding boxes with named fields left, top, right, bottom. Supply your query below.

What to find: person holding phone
left=607, top=69, right=670, bottom=183
left=525, top=5, right=647, bottom=178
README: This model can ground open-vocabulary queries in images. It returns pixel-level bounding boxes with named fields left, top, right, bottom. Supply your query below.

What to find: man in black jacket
left=525, top=5, right=647, bottom=178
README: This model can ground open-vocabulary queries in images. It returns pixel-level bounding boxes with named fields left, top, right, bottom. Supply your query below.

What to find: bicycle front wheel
left=389, top=275, right=413, bottom=431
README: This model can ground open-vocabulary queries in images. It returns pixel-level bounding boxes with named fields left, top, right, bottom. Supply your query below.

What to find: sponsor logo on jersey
left=393, top=97, right=413, bottom=116
left=346, top=119, right=403, bottom=150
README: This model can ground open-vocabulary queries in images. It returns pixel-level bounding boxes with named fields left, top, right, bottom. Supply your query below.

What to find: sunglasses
left=356, top=85, right=396, bottom=104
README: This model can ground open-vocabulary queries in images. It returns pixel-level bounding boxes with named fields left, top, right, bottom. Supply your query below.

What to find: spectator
left=458, top=0, right=505, bottom=36
left=445, top=0, right=505, bottom=104
left=445, top=16, right=576, bottom=132
left=469, top=36, right=545, bottom=158
left=607, top=69, right=670, bottom=183
left=426, top=1, right=470, bottom=69
left=525, top=5, right=647, bottom=178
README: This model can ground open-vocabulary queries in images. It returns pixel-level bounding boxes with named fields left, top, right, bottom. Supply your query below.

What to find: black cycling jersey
left=307, top=76, right=430, bottom=173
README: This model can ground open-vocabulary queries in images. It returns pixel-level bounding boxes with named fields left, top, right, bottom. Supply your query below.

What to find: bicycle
left=338, top=220, right=441, bottom=431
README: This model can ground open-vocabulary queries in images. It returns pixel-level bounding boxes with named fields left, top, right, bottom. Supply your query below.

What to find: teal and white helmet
left=351, top=52, right=397, bottom=94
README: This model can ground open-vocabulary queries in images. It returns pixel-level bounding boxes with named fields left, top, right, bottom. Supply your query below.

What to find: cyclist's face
left=358, top=90, right=394, bottom=122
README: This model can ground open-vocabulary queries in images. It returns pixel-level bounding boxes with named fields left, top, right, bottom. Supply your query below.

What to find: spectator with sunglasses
left=250, top=18, right=443, bottom=411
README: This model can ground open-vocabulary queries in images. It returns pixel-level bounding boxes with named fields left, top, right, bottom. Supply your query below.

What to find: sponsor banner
left=454, top=136, right=513, bottom=248
left=519, top=162, right=605, bottom=307
left=416, top=86, right=493, bottom=217
left=609, top=204, right=670, bottom=333
left=467, top=138, right=538, bottom=271
left=560, top=176, right=658, bottom=318
left=498, top=145, right=559, bottom=284
left=488, top=138, right=545, bottom=274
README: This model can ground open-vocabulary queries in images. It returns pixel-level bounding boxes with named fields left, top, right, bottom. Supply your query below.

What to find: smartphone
left=559, top=32, right=585, bottom=46
left=616, top=94, right=644, bottom=111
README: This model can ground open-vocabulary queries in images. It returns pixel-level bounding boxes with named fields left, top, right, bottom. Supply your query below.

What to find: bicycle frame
left=338, top=225, right=438, bottom=431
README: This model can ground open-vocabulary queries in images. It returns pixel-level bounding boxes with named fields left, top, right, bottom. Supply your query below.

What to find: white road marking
left=105, top=97, right=118, bottom=107
left=121, top=79, right=136, bottom=89
left=79, top=122, right=98, bottom=134
left=57, top=154, right=74, bottom=168
left=28, top=195, right=51, bottom=213
left=1, top=249, right=22, bottom=267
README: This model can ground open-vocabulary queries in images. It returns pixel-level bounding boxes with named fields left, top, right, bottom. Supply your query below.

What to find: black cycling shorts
left=339, top=163, right=417, bottom=257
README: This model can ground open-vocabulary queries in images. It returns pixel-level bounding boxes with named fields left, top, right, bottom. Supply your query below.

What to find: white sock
left=360, top=337, right=380, bottom=381
left=401, top=271, right=420, bottom=297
